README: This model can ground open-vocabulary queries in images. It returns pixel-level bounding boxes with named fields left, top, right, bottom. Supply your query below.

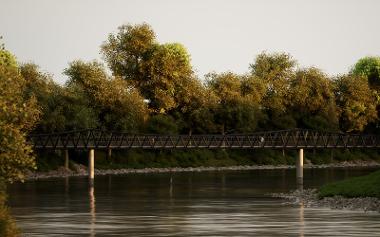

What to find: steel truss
left=26, top=128, right=380, bottom=150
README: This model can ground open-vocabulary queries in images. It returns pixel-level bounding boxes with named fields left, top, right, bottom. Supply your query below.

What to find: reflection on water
left=8, top=167, right=380, bottom=236
left=299, top=203, right=304, bottom=237
left=89, top=186, right=95, bottom=237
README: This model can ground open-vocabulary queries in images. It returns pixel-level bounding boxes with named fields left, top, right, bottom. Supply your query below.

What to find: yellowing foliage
left=0, top=50, right=40, bottom=182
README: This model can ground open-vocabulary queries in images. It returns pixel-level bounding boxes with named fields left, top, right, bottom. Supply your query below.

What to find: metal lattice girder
left=26, top=128, right=380, bottom=150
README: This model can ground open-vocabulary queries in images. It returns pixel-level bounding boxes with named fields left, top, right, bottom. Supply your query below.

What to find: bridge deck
left=27, top=129, right=380, bottom=149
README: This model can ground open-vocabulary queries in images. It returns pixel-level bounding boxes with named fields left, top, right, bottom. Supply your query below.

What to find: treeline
left=2, top=23, right=380, bottom=179
left=23, top=24, right=380, bottom=135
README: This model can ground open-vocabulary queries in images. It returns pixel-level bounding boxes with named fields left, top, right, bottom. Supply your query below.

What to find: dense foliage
left=0, top=49, right=40, bottom=182
left=351, top=56, right=380, bottom=90
left=19, top=24, right=379, bottom=137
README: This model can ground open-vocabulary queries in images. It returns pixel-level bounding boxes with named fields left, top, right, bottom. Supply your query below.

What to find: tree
left=20, top=64, right=55, bottom=98
left=240, top=75, right=266, bottom=105
left=0, top=50, right=17, bottom=69
left=334, top=74, right=378, bottom=132
left=64, top=60, right=148, bottom=132
left=62, top=84, right=100, bottom=131
left=249, top=52, right=296, bottom=129
left=351, top=56, right=380, bottom=90
left=98, top=77, right=149, bottom=132
left=250, top=52, right=296, bottom=82
left=140, top=43, right=193, bottom=112
left=290, top=67, right=339, bottom=130
left=101, top=23, right=155, bottom=83
left=0, top=49, right=40, bottom=182
left=102, top=23, right=194, bottom=113
left=20, top=63, right=65, bottom=133
left=206, top=72, right=263, bottom=133
left=172, top=76, right=219, bottom=134
left=146, top=114, right=178, bottom=134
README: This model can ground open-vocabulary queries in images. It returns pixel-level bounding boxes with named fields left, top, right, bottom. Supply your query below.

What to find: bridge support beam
left=88, top=149, right=95, bottom=186
left=64, top=149, right=69, bottom=170
left=297, top=149, right=304, bottom=186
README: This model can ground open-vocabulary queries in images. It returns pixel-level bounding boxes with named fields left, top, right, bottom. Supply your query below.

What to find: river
left=8, top=167, right=380, bottom=236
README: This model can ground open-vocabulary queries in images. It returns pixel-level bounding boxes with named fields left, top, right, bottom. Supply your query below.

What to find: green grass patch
left=319, top=169, right=380, bottom=198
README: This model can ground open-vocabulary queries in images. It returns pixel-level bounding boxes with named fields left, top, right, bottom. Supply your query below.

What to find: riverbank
left=274, top=189, right=380, bottom=213
left=26, top=160, right=380, bottom=180
left=319, top=169, right=380, bottom=198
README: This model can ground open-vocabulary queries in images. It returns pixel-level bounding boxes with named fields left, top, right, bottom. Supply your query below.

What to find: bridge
left=28, top=128, right=380, bottom=149
left=27, top=128, right=380, bottom=186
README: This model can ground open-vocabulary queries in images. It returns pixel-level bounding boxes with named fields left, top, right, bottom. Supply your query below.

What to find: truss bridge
left=27, top=128, right=380, bottom=186
left=27, top=128, right=380, bottom=150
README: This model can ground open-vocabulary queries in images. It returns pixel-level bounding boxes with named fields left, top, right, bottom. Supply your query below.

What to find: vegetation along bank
left=274, top=169, right=380, bottom=213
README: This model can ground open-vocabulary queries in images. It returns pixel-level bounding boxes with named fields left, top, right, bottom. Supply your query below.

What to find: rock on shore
left=273, top=189, right=380, bottom=213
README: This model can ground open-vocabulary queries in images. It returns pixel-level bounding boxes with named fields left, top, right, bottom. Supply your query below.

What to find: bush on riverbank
left=319, top=169, right=380, bottom=198
left=0, top=181, right=19, bottom=237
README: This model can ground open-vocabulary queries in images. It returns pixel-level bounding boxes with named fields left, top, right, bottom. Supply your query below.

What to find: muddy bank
left=25, top=160, right=380, bottom=180
left=273, top=189, right=380, bottom=213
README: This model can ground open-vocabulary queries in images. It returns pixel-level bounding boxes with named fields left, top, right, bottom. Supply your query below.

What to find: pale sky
left=1, top=0, right=379, bottom=84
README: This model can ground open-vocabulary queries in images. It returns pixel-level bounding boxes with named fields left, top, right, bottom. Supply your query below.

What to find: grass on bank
left=319, top=169, right=380, bottom=198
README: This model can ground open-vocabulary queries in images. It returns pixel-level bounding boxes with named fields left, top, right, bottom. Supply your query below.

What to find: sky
left=1, top=0, right=380, bottom=84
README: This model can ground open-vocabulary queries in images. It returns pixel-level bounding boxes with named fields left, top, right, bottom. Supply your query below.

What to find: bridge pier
left=64, top=149, right=69, bottom=170
left=106, top=148, right=112, bottom=163
left=297, top=149, right=304, bottom=186
left=88, top=149, right=95, bottom=186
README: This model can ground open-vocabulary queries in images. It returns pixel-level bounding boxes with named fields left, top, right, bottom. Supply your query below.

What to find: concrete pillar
left=88, top=149, right=95, bottom=186
left=106, top=148, right=112, bottom=163
left=64, top=149, right=69, bottom=170
left=297, top=149, right=304, bottom=185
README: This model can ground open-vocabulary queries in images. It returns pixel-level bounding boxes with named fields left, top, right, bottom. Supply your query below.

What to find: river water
left=8, top=167, right=380, bottom=236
